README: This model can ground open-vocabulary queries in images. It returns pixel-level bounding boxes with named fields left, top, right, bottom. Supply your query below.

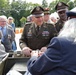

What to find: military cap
left=31, top=6, right=44, bottom=17
left=55, top=2, right=69, bottom=11
left=44, top=8, right=50, bottom=14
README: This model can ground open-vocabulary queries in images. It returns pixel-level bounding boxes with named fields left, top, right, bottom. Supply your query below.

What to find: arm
left=27, top=37, right=62, bottom=75
left=19, top=25, right=28, bottom=49
left=19, top=25, right=32, bottom=57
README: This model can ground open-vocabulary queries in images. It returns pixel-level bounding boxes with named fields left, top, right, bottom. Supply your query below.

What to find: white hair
left=58, top=18, right=76, bottom=40
left=8, top=16, right=13, bottom=20
left=0, top=15, right=8, bottom=22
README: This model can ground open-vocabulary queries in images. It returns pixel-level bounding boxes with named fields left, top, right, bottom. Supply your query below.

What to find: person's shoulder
left=7, top=24, right=13, bottom=30
left=24, top=22, right=33, bottom=27
left=44, top=22, right=55, bottom=28
left=25, top=22, right=33, bottom=26
left=55, top=19, right=63, bottom=25
left=52, top=37, right=69, bottom=43
left=45, top=22, right=54, bottom=26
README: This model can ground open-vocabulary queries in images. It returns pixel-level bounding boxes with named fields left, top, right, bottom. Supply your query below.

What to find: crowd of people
left=1, top=1, right=76, bottom=75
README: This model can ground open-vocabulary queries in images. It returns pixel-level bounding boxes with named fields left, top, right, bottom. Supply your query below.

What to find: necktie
left=36, top=26, right=39, bottom=34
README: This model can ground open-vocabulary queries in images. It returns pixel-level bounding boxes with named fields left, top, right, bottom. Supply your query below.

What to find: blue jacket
left=27, top=37, right=76, bottom=75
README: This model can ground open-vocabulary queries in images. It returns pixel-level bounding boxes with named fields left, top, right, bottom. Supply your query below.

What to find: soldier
left=19, top=6, right=57, bottom=57
left=55, top=2, right=69, bottom=32
left=44, top=7, right=51, bottom=23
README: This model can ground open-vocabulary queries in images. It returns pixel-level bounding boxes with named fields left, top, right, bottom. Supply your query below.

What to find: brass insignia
left=36, top=7, right=40, bottom=11
left=58, top=2, right=62, bottom=6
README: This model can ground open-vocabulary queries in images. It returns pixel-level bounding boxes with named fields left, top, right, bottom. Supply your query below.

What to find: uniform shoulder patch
left=46, top=22, right=54, bottom=26
left=25, top=22, right=32, bottom=25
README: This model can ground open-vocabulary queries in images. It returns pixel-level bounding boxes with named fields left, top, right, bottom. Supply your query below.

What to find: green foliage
left=42, top=0, right=48, bottom=8
left=68, top=1, right=74, bottom=10
left=74, top=0, right=76, bottom=7
left=20, top=17, right=26, bottom=24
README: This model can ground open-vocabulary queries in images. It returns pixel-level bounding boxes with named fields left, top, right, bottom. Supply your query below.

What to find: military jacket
left=55, top=19, right=64, bottom=33
left=19, top=22, right=57, bottom=50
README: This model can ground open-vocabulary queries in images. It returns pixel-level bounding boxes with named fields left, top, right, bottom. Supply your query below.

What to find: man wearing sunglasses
left=55, top=2, right=69, bottom=32
left=19, top=6, right=57, bottom=57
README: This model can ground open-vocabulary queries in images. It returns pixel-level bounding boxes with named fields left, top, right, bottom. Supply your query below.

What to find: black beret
left=55, top=2, right=69, bottom=11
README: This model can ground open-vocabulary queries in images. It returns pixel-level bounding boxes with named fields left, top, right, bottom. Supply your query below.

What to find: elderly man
left=19, top=6, right=57, bottom=57
left=0, top=15, right=15, bottom=52
left=55, top=2, right=69, bottom=32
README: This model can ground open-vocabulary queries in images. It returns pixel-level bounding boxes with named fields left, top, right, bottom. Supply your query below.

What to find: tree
left=20, top=17, right=26, bottom=27
left=74, top=0, right=76, bottom=7
left=42, top=0, right=48, bottom=8
left=0, top=0, right=10, bottom=15
left=68, top=1, right=74, bottom=10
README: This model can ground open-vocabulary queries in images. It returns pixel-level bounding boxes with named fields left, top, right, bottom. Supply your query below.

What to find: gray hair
left=58, top=18, right=76, bottom=40
left=8, top=16, right=13, bottom=20
left=0, top=15, right=8, bottom=22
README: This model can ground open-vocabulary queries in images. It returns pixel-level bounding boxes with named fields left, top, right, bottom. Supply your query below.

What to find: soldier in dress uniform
left=44, top=7, right=51, bottom=23
left=55, top=2, right=69, bottom=32
left=19, top=6, right=57, bottom=57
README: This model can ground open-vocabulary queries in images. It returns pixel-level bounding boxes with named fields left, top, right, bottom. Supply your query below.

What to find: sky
left=25, top=0, right=54, bottom=4
left=10, top=0, right=55, bottom=4
left=10, top=0, right=74, bottom=5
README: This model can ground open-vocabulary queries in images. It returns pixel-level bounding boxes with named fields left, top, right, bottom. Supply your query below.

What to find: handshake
left=21, top=47, right=47, bottom=57
left=13, top=50, right=44, bottom=58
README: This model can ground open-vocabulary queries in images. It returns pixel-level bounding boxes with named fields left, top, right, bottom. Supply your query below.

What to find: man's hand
left=22, top=47, right=32, bottom=57
left=40, top=47, right=47, bottom=52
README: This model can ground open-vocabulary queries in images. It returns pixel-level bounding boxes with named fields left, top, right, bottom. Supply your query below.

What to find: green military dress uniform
left=19, top=22, right=57, bottom=50
left=55, top=2, right=69, bottom=32
left=55, top=19, right=64, bottom=32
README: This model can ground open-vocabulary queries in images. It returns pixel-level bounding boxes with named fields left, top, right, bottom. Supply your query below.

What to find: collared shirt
left=35, top=24, right=41, bottom=30
left=0, top=26, right=7, bottom=42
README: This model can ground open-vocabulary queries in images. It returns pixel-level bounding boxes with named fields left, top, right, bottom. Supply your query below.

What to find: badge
left=27, top=30, right=32, bottom=36
left=42, top=31, right=49, bottom=36
left=58, top=2, right=62, bottom=6
left=8, top=34, right=11, bottom=39
left=36, top=7, right=40, bottom=11
left=42, top=31, right=46, bottom=36
left=45, top=31, right=49, bottom=36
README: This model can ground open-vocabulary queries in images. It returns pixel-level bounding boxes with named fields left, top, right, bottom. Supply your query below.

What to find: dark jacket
left=27, top=37, right=76, bottom=75
left=55, top=19, right=64, bottom=32
left=1, top=25, right=15, bottom=52
left=19, top=22, right=57, bottom=50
